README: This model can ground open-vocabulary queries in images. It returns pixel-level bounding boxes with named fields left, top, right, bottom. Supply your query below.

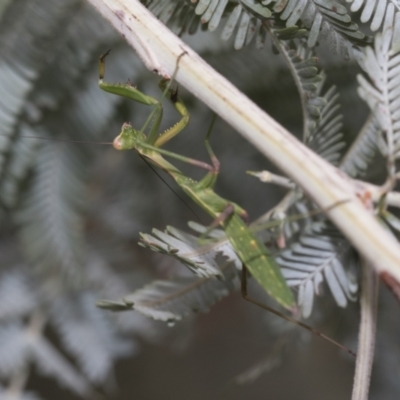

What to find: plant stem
left=352, top=261, right=379, bottom=400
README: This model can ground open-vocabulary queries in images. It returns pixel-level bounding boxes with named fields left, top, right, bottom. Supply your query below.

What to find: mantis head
left=113, top=123, right=145, bottom=150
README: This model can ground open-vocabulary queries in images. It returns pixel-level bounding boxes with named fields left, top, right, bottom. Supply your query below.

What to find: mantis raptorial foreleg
left=99, top=50, right=189, bottom=148
left=99, top=50, right=160, bottom=106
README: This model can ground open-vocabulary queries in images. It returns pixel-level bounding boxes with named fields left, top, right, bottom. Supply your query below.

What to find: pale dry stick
left=85, top=0, right=400, bottom=284
left=351, top=261, right=379, bottom=400
left=247, top=170, right=296, bottom=189
left=250, top=169, right=400, bottom=209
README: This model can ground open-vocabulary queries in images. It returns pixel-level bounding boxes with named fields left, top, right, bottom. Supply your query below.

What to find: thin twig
left=351, top=260, right=379, bottom=400
left=353, top=180, right=400, bottom=208
left=247, top=170, right=296, bottom=189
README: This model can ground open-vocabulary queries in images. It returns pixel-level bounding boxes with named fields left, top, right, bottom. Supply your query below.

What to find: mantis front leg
left=99, top=50, right=160, bottom=108
left=99, top=51, right=189, bottom=148
left=154, top=80, right=190, bottom=147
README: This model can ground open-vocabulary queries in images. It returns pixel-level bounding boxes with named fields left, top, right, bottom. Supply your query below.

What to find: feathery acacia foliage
left=1, top=0, right=400, bottom=399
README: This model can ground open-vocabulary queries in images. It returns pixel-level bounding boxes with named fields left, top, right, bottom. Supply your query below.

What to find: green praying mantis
left=99, top=50, right=294, bottom=311
left=97, top=52, right=355, bottom=357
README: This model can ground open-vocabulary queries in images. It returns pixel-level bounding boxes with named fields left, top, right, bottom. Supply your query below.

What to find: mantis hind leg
left=240, top=264, right=356, bottom=357
left=198, top=204, right=236, bottom=241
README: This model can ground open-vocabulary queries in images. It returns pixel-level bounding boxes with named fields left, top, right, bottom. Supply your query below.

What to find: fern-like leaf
left=265, top=37, right=346, bottom=161
left=271, top=39, right=324, bottom=136
left=143, top=0, right=369, bottom=54
left=0, top=125, right=39, bottom=209
left=97, top=259, right=239, bottom=323
left=276, top=221, right=358, bottom=318
left=306, top=85, right=346, bottom=165
left=277, top=0, right=369, bottom=57
left=340, top=114, right=382, bottom=178
left=357, top=28, right=400, bottom=174
left=347, top=0, right=400, bottom=41
left=15, top=142, right=87, bottom=284
left=0, top=0, right=79, bottom=166
left=139, top=225, right=240, bottom=278
left=0, top=1, right=123, bottom=212
left=142, top=0, right=201, bottom=35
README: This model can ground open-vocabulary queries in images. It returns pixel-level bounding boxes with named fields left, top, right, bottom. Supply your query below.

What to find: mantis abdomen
left=223, top=213, right=295, bottom=310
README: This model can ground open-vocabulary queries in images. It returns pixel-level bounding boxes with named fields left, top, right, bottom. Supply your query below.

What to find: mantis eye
left=112, top=135, right=124, bottom=150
